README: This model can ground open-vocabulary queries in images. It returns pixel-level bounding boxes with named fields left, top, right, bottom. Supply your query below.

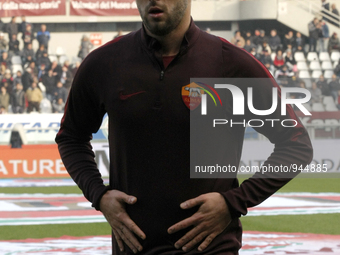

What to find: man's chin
left=146, top=23, right=171, bottom=36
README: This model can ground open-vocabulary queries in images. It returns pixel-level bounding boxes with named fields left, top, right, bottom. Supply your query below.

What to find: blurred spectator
left=275, top=65, right=294, bottom=87
left=252, top=29, right=261, bottom=46
left=13, top=70, right=22, bottom=86
left=319, top=20, right=329, bottom=53
left=321, top=0, right=331, bottom=22
left=310, top=82, right=322, bottom=104
left=0, top=105, right=6, bottom=114
left=0, top=18, right=4, bottom=32
left=329, top=74, right=340, bottom=101
left=1, top=69, right=13, bottom=92
left=26, top=82, right=43, bottom=113
left=50, top=60, right=62, bottom=82
left=0, top=51, right=12, bottom=70
left=8, top=34, right=20, bottom=56
left=295, top=32, right=306, bottom=54
left=38, top=63, right=48, bottom=81
left=22, top=67, right=34, bottom=91
left=259, top=49, right=272, bottom=66
left=244, top=31, right=252, bottom=42
left=332, top=3, right=339, bottom=16
left=0, top=86, right=10, bottom=112
left=71, top=61, right=80, bottom=77
left=22, top=23, right=34, bottom=49
left=0, top=33, right=8, bottom=54
left=285, top=44, right=294, bottom=54
left=308, top=18, right=321, bottom=52
left=284, top=50, right=297, bottom=71
left=258, top=30, right=268, bottom=46
left=52, top=97, right=65, bottom=113
left=264, top=62, right=275, bottom=76
left=36, top=51, right=51, bottom=69
left=334, top=61, right=340, bottom=77
left=283, top=31, right=295, bottom=51
left=331, top=3, right=339, bottom=27
left=78, top=35, right=93, bottom=60
left=18, top=15, right=32, bottom=35
left=53, top=81, right=68, bottom=103
left=42, top=69, right=56, bottom=101
left=63, top=60, right=72, bottom=73
left=28, top=61, right=38, bottom=78
left=231, top=30, right=245, bottom=48
left=0, top=64, right=6, bottom=79
left=10, top=83, right=25, bottom=113
left=6, top=16, right=18, bottom=41
left=35, top=44, right=46, bottom=61
left=37, top=24, right=50, bottom=49
left=258, top=40, right=271, bottom=55
left=290, top=73, right=303, bottom=88
left=273, top=49, right=285, bottom=69
left=317, top=74, right=331, bottom=96
left=60, top=65, right=73, bottom=90
left=328, top=32, right=340, bottom=53
left=268, top=29, right=281, bottom=52
left=21, top=43, right=35, bottom=66
left=249, top=47, right=259, bottom=59
left=244, top=39, right=256, bottom=53
left=235, top=40, right=244, bottom=48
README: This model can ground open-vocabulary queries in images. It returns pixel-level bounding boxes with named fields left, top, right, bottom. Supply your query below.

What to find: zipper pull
left=160, top=70, right=164, bottom=80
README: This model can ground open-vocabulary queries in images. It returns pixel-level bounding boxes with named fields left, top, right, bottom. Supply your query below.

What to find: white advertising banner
left=0, top=114, right=63, bottom=145
left=93, top=140, right=340, bottom=178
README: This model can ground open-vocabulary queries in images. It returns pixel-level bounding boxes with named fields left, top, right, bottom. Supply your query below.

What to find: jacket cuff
left=219, top=191, right=245, bottom=219
left=92, top=185, right=112, bottom=211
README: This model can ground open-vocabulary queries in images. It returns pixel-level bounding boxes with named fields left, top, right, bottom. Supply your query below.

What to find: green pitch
left=0, top=178, right=339, bottom=240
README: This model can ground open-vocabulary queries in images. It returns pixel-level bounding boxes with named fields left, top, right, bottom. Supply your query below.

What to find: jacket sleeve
left=55, top=53, right=110, bottom=210
left=220, top=43, right=313, bottom=218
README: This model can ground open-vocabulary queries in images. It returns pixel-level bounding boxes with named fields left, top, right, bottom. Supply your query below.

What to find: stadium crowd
left=0, top=10, right=340, bottom=114
left=228, top=14, right=340, bottom=111
left=0, top=16, right=82, bottom=114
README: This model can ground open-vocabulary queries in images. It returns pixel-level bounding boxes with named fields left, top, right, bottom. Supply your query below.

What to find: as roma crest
left=181, top=82, right=205, bottom=110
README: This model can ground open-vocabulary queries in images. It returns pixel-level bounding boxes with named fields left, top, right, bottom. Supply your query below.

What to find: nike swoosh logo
left=119, top=91, right=146, bottom=100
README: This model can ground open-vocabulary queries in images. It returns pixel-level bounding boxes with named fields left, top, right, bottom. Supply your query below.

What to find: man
left=8, top=34, right=20, bottom=56
left=6, top=16, right=18, bottom=42
left=56, top=0, right=313, bottom=254
left=331, top=4, right=339, bottom=27
left=319, top=20, right=329, bottom=53
left=26, top=81, right=43, bottom=113
left=308, top=17, right=321, bottom=52
left=10, top=83, right=25, bottom=113
left=37, top=24, right=50, bottom=49
left=22, top=23, right=34, bottom=49
left=21, top=42, right=35, bottom=66
left=268, top=29, right=281, bottom=52
left=19, top=15, right=32, bottom=35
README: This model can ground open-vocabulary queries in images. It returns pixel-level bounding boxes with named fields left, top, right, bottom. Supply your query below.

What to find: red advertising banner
left=0, top=0, right=66, bottom=17
left=90, top=33, right=102, bottom=45
left=0, top=144, right=69, bottom=178
left=70, top=0, right=139, bottom=16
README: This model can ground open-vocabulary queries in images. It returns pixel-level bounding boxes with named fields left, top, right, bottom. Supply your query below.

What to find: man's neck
left=145, top=16, right=191, bottom=56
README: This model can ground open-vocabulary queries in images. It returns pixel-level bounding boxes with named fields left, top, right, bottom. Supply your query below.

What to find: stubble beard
left=140, top=0, right=188, bottom=36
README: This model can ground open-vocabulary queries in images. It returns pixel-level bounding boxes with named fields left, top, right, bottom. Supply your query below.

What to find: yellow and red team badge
left=181, top=82, right=204, bottom=110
